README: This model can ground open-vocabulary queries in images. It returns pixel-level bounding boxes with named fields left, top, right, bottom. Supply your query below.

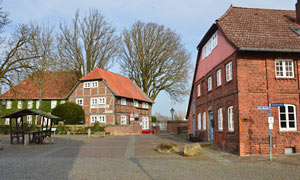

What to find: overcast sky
left=2, top=0, right=297, bottom=117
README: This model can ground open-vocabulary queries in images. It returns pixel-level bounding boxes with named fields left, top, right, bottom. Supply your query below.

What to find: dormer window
left=202, top=31, right=218, bottom=60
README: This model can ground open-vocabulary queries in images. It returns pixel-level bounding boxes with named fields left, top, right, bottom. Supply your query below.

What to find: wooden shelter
left=1, top=109, right=60, bottom=144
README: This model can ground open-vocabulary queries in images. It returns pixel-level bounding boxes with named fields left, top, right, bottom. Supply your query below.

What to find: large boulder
left=43, top=137, right=54, bottom=144
left=91, top=131, right=105, bottom=138
left=0, top=143, right=3, bottom=150
left=183, top=143, right=202, bottom=156
left=157, top=142, right=179, bottom=153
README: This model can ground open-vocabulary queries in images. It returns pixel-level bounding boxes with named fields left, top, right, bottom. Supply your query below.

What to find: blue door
left=193, top=118, right=196, bottom=136
left=209, top=111, right=214, bottom=141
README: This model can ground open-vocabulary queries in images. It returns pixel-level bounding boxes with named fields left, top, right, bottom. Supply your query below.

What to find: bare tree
left=119, top=21, right=191, bottom=102
left=24, top=22, right=59, bottom=110
left=58, top=9, right=119, bottom=78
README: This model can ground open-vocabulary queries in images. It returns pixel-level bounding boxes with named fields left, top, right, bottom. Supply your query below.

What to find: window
left=142, top=102, right=149, bottom=109
left=228, top=106, right=234, bottom=131
left=202, top=112, right=206, bottom=130
left=90, top=115, right=106, bottom=123
left=197, top=84, right=201, bottom=97
left=226, top=62, right=232, bottom=82
left=217, top=69, right=222, bottom=87
left=142, top=116, right=149, bottom=130
left=27, top=115, right=32, bottom=125
left=51, top=100, right=57, bottom=109
left=279, top=104, right=297, bottom=131
left=5, top=118, right=10, bottom=125
left=134, top=100, right=139, bottom=107
left=91, top=97, right=106, bottom=106
left=121, top=98, right=126, bottom=105
left=84, top=81, right=98, bottom=88
left=76, top=98, right=84, bottom=106
left=202, top=31, right=218, bottom=59
left=121, top=115, right=127, bottom=125
left=17, top=101, right=22, bottom=109
left=27, top=101, right=33, bottom=109
left=6, top=100, right=12, bottom=109
left=61, top=100, right=66, bottom=104
left=275, top=59, right=294, bottom=78
left=208, top=76, right=212, bottom=92
left=218, top=108, right=223, bottom=131
left=36, top=101, right=40, bottom=109
left=198, top=113, right=201, bottom=130
left=91, top=81, right=98, bottom=88
left=203, top=112, right=206, bottom=130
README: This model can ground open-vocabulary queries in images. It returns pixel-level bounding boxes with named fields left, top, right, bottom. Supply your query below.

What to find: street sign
left=271, top=103, right=284, bottom=107
left=268, top=117, right=274, bottom=124
left=130, top=113, right=134, bottom=118
left=257, top=106, right=270, bottom=111
left=269, top=123, right=273, bottom=130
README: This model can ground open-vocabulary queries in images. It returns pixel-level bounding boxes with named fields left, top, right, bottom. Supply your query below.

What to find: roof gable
left=80, top=68, right=153, bottom=103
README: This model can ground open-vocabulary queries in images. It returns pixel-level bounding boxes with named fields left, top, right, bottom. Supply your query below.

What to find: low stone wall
left=105, top=123, right=141, bottom=135
left=167, top=120, right=188, bottom=134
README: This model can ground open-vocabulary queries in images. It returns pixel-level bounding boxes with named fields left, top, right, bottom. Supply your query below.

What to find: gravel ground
left=0, top=134, right=300, bottom=180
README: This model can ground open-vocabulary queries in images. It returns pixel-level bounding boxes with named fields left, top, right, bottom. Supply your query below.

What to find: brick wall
left=237, top=51, right=300, bottom=155
left=167, top=121, right=188, bottom=134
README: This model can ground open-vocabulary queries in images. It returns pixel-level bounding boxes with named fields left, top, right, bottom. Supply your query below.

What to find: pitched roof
left=0, top=71, right=78, bottom=100
left=217, top=6, right=300, bottom=50
left=80, top=68, right=153, bottom=103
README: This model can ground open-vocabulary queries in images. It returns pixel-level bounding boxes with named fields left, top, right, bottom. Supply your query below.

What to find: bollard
left=67, top=131, right=70, bottom=141
left=88, top=128, right=91, bottom=138
left=24, top=134, right=29, bottom=147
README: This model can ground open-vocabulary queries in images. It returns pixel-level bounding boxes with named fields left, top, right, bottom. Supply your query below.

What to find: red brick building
left=68, top=68, right=153, bottom=134
left=186, top=3, right=300, bottom=155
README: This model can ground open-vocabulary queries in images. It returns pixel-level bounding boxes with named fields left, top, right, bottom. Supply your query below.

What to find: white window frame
left=208, top=76, right=212, bottom=92
left=5, top=118, right=10, bottom=125
left=36, top=101, right=40, bottom=109
left=84, top=82, right=90, bottom=88
left=51, top=100, right=57, bottom=109
left=197, top=84, right=201, bottom=97
left=198, top=113, right=201, bottom=130
left=27, top=115, right=32, bottom=125
left=6, top=100, right=12, bottom=109
left=121, top=115, right=127, bottom=125
left=90, top=115, right=106, bottom=124
left=278, top=104, right=297, bottom=131
left=142, top=116, right=149, bottom=130
left=217, top=69, right=222, bottom=87
left=202, top=31, right=218, bottom=60
left=228, top=106, right=234, bottom=132
left=142, top=102, right=149, bottom=109
left=17, top=101, right=22, bottom=109
left=60, top=100, right=66, bottom=104
left=134, top=100, right=139, bottom=107
left=27, top=100, right=33, bottom=109
left=275, top=59, right=294, bottom=78
left=226, top=62, right=232, bottom=82
left=76, top=98, right=84, bottom=106
left=91, top=97, right=106, bottom=106
left=121, top=98, right=126, bottom=105
left=91, top=81, right=98, bottom=88
left=218, top=108, right=223, bottom=131
left=203, top=112, right=206, bottom=130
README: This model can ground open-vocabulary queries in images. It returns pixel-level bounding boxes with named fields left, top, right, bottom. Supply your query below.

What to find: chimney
left=296, top=0, right=300, bottom=24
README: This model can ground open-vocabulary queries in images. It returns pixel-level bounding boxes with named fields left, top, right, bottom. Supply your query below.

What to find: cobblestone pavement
left=0, top=134, right=300, bottom=180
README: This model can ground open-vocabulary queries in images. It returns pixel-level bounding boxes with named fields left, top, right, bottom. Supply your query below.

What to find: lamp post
left=170, top=108, right=175, bottom=121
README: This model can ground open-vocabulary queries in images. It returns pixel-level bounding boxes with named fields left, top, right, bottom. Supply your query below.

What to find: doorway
left=209, top=111, right=214, bottom=141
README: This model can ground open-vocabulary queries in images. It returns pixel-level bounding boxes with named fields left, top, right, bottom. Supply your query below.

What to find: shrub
left=52, top=102, right=84, bottom=125
left=151, top=116, right=157, bottom=123
left=85, top=122, right=105, bottom=132
left=55, top=124, right=71, bottom=134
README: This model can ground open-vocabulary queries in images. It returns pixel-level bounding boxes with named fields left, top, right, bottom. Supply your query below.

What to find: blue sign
left=271, top=103, right=284, bottom=107
left=257, top=106, right=270, bottom=111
